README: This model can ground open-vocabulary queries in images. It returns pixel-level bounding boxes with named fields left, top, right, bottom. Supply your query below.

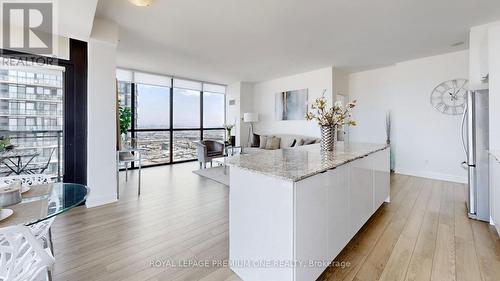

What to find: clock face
left=430, top=79, right=468, bottom=115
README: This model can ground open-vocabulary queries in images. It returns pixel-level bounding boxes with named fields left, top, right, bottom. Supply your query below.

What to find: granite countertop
left=225, top=142, right=389, bottom=182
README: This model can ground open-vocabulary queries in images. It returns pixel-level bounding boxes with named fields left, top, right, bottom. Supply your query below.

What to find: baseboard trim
left=85, top=194, right=117, bottom=208
left=395, top=168, right=467, bottom=184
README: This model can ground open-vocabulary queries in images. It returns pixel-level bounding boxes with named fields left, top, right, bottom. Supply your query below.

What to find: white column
left=86, top=18, right=119, bottom=207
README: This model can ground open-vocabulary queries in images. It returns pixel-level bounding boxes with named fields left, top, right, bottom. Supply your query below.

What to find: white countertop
left=225, top=142, right=388, bottom=182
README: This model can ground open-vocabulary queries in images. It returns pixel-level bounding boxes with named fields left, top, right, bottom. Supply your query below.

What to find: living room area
left=1, top=1, right=500, bottom=281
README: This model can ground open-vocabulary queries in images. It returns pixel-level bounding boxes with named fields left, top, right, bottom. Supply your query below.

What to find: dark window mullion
left=130, top=82, right=136, bottom=168
left=200, top=90, right=204, bottom=140
left=169, top=80, right=174, bottom=164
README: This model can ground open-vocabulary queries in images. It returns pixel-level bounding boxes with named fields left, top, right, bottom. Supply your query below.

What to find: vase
left=320, top=125, right=336, bottom=151
left=226, top=129, right=232, bottom=146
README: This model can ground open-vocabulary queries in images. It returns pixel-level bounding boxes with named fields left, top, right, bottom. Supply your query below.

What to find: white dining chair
left=0, top=174, right=52, bottom=187
left=0, top=225, right=55, bottom=281
left=0, top=175, right=56, bottom=249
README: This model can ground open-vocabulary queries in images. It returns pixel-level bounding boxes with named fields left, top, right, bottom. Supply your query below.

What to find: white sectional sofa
left=243, top=134, right=320, bottom=154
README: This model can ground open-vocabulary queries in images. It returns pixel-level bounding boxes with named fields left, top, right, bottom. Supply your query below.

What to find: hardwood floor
left=52, top=163, right=500, bottom=281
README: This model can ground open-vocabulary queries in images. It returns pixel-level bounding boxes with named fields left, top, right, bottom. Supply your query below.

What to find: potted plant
left=223, top=124, right=235, bottom=146
left=305, top=93, right=357, bottom=151
left=0, top=136, right=14, bottom=152
left=119, top=106, right=132, bottom=146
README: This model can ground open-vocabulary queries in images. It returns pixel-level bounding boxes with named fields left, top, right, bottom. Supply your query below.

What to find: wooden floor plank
left=453, top=183, right=483, bottom=281
left=404, top=180, right=442, bottom=281
left=349, top=176, right=423, bottom=281
left=470, top=215, right=500, bottom=281
left=377, top=178, right=433, bottom=281
left=430, top=181, right=456, bottom=281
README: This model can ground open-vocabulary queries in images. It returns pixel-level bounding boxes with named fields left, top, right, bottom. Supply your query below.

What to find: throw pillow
left=259, top=136, right=268, bottom=149
left=265, top=137, right=281, bottom=150
left=297, top=138, right=305, bottom=146
left=251, top=133, right=260, bottom=147
left=303, top=138, right=316, bottom=145
left=290, top=139, right=297, bottom=147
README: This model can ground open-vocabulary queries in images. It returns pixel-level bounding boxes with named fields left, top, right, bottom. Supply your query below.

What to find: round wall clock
left=430, top=79, right=468, bottom=115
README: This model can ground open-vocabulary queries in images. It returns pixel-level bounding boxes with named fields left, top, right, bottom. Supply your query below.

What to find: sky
left=136, top=84, right=224, bottom=129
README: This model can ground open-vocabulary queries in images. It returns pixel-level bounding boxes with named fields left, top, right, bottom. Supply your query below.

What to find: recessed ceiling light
left=128, top=0, right=155, bottom=7
left=450, top=41, right=465, bottom=47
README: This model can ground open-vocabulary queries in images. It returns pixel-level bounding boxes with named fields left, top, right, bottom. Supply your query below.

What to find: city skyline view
left=135, top=84, right=225, bottom=129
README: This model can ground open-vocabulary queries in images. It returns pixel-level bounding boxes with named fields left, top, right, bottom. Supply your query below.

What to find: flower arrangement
left=305, top=94, right=357, bottom=128
left=224, top=124, right=235, bottom=145
left=223, top=124, right=235, bottom=131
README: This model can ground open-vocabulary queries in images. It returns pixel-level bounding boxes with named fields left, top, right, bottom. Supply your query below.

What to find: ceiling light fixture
left=128, top=0, right=155, bottom=7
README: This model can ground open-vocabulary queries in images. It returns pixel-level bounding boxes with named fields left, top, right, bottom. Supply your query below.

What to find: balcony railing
left=0, top=92, right=63, bottom=102
left=0, top=125, right=62, bottom=132
left=0, top=130, right=63, bottom=180
left=0, top=109, right=63, bottom=116
left=0, top=77, right=63, bottom=88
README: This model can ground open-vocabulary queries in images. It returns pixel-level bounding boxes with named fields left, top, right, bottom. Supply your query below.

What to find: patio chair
left=24, top=148, right=56, bottom=174
left=193, top=140, right=225, bottom=169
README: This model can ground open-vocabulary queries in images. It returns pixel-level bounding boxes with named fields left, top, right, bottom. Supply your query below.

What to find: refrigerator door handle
left=466, top=91, right=476, bottom=166
left=460, top=101, right=468, bottom=158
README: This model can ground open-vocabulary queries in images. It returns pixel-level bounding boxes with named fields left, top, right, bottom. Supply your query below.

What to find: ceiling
left=58, top=0, right=98, bottom=41
left=96, top=0, right=500, bottom=84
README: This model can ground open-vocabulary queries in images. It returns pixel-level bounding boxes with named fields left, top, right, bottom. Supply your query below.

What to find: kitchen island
left=226, top=142, right=390, bottom=281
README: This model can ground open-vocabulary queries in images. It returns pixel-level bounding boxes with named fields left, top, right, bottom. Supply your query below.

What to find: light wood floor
left=52, top=163, right=500, bottom=281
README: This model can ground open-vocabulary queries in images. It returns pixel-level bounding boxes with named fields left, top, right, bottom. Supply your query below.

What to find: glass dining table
left=0, top=182, right=89, bottom=227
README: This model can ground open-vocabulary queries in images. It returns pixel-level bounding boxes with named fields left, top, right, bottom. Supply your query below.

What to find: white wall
left=86, top=19, right=119, bottom=207
left=252, top=67, right=334, bottom=137
left=349, top=50, right=469, bottom=183
left=225, top=82, right=255, bottom=146
left=333, top=68, right=349, bottom=98
left=226, top=82, right=241, bottom=145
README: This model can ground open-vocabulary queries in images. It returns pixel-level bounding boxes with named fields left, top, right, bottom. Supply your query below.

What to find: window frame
left=119, top=76, right=226, bottom=168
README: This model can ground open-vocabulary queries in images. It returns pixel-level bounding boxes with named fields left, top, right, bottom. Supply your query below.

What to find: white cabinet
left=295, top=172, right=329, bottom=281
left=489, top=24, right=500, bottom=150
left=490, top=155, right=500, bottom=236
left=349, top=155, right=374, bottom=236
left=327, top=165, right=350, bottom=260
left=230, top=147, right=390, bottom=281
left=469, top=25, right=489, bottom=89
left=373, top=149, right=390, bottom=209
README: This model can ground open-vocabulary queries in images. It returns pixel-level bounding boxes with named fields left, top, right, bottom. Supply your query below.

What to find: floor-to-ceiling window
left=117, top=69, right=226, bottom=167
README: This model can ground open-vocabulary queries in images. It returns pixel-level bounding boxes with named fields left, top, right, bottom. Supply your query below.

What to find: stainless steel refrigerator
left=461, top=89, right=489, bottom=222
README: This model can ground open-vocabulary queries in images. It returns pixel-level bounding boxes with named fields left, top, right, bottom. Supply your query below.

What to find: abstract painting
left=275, top=89, right=308, bottom=120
